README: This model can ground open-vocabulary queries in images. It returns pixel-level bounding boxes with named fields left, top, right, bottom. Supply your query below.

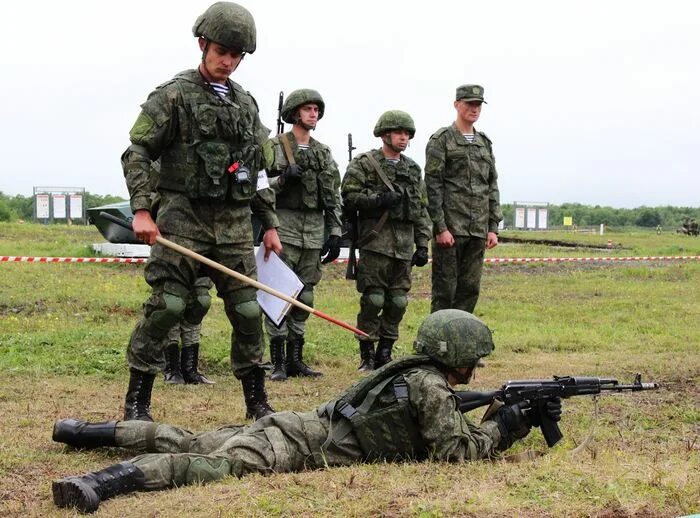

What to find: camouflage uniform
left=262, top=131, right=342, bottom=342
left=425, top=86, right=502, bottom=314
left=342, top=149, right=431, bottom=343
left=69, top=361, right=507, bottom=490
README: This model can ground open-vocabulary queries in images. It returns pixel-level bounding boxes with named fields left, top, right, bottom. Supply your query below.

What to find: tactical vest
left=275, top=135, right=337, bottom=211
left=357, top=152, right=424, bottom=224
left=155, top=70, right=263, bottom=202
left=321, top=355, right=432, bottom=461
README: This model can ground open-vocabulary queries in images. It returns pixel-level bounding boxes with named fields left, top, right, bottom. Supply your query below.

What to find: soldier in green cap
left=261, top=89, right=342, bottom=381
left=120, top=2, right=282, bottom=422
left=425, top=85, right=503, bottom=314
left=51, top=309, right=562, bottom=513
left=341, top=111, right=432, bottom=371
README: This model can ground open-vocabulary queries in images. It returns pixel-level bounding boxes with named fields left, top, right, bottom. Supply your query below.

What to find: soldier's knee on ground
left=144, top=292, right=187, bottom=336
left=290, top=289, right=313, bottom=322
left=185, top=456, right=240, bottom=484
left=383, top=290, right=408, bottom=324
left=360, top=289, right=385, bottom=318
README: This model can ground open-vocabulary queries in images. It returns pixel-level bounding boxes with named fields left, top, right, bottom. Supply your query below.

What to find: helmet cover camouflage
left=373, top=110, right=416, bottom=138
left=193, top=2, right=257, bottom=54
left=281, top=89, right=325, bottom=123
left=413, top=309, right=494, bottom=369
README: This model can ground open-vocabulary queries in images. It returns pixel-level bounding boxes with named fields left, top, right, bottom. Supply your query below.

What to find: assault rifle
left=455, top=374, right=659, bottom=447
left=276, top=91, right=284, bottom=135
left=344, top=133, right=358, bottom=280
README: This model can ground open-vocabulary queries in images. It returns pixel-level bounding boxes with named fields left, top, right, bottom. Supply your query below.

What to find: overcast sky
left=1, top=0, right=698, bottom=208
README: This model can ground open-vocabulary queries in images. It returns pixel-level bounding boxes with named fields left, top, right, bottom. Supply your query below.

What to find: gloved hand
left=377, top=191, right=402, bottom=209
left=526, top=397, right=563, bottom=427
left=320, top=235, right=342, bottom=264
left=279, top=164, right=302, bottom=185
left=411, top=246, right=429, bottom=267
left=492, top=403, right=531, bottom=441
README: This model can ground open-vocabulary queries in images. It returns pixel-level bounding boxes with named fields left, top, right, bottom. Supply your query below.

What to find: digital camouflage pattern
left=166, top=277, right=213, bottom=346
left=281, top=89, right=325, bottom=123
left=456, top=84, right=487, bottom=102
left=424, top=123, right=501, bottom=238
left=430, top=236, right=487, bottom=313
left=413, top=309, right=494, bottom=368
left=192, top=2, right=257, bottom=53
left=108, top=363, right=507, bottom=489
left=122, top=68, right=275, bottom=378
left=262, top=131, right=341, bottom=340
left=373, top=110, right=416, bottom=138
left=342, top=148, right=431, bottom=341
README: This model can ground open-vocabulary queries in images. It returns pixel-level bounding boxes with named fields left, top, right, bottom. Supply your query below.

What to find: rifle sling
left=279, top=133, right=297, bottom=166
left=354, top=153, right=394, bottom=248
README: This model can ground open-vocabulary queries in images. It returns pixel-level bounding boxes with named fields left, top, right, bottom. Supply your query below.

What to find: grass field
left=0, top=223, right=698, bottom=517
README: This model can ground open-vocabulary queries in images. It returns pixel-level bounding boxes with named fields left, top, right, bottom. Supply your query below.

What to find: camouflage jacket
left=424, top=123, right=502, bottom=238
left=341, top=149, right=432, bottom=261
left=122, top=69, right=278, bottom=245
left=262, top=132, right=342, bottom=249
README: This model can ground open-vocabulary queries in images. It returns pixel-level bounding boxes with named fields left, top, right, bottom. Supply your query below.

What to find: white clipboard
left=255, top=247, right=304, bottom=326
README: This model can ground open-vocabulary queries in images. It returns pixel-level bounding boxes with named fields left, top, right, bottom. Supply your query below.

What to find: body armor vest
left=322, top=356, right=431, bottom=461
left=275, top=135, right=337, bottom=211
left=155, top=70, right=263, bottom=202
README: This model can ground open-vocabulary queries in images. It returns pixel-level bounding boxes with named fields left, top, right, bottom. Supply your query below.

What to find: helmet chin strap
left=382, top=134, right=403, bottom=154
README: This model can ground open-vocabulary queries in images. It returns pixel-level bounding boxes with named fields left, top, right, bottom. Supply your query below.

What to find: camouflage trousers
left=264, top=243, right=322, bottom=341
left=114, top=409, right=363, bottom=489
left=127, top=235, right=264, bottom=378
left=166, top=277, right=213, bottom=347
left=355, top=250, right=412, bottom=342
left=431, top=236, right=486, bottom=314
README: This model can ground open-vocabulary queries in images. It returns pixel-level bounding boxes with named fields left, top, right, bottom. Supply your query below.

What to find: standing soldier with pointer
left=121, top=2, right=282, bottom=421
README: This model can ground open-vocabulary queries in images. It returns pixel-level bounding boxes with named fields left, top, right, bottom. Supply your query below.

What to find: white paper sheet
left=255, top=247, right=304, bottom=326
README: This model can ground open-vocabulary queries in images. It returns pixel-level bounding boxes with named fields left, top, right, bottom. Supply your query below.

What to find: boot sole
left=52, top=478, right=100, bottom=513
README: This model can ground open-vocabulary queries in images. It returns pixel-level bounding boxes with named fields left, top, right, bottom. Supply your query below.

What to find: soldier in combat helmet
left=120, top=2, right=282, bottom=422
left=341, top=111, right=432, bottom=371
left=51, top=309, right=562, bottom=513
left=262, top=89, right=343, bottom=381
left=425, top=85, right=503, bottom=314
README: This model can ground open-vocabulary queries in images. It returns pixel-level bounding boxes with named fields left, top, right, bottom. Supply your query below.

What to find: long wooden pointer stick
left=100, top=212, right=369, bottom=338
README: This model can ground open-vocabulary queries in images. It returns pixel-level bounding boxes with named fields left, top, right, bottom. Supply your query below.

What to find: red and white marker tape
left=1, top=255, right=699, bottom=265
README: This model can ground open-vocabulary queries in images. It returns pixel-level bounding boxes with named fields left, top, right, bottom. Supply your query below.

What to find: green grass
left=0, top=222, right=699, bottom=516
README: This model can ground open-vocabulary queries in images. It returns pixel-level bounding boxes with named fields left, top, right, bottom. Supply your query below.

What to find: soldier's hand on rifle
left=320, top=235, right=341, bottom=264
left=132, top=209, right=160, bottom=245
left=378, top=190, right=402, bottom=208
left=524, top=397, right=563, bottom=427
left=411, top=246, right=429, bottom=267
left=493, top=402, right=531, bottom=440
left=279, top=164, right=303, bottom=185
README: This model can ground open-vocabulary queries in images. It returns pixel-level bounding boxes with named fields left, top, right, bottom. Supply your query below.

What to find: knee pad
left=360, top=289, right=385, bottom=318
left=228, top=300, right=262, bottom=336
left=147, top=292, right=187, bottom=333
left=383, top=290, right=408, bottom=323
left=183, top=290, right=212, bottom=325
left=290, top=288, right=314, bottom=322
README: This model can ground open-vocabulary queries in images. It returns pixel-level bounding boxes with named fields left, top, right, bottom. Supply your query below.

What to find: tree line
left=0, top=192, right=698, bottom=229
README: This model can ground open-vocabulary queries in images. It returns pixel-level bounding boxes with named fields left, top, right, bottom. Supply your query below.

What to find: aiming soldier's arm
left=405, top=369, right=504, bottom=461
left=424, top=134, right=448, bottom=234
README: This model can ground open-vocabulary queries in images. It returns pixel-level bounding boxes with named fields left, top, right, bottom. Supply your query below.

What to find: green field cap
left=456, top=84, right=487, bottom=103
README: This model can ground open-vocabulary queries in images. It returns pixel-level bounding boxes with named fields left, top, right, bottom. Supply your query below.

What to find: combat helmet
left=281, top=89, right=325, bottom=123
left=193, top=2, right=257, bottom=54
left=373, top=110, right=416, bottom=138
left=413, top=310, right=494, bottom=369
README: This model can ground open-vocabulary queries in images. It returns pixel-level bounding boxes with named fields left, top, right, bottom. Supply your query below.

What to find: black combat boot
left=374, top=337, right=395, bottom=369
left=163, top=343, right=185, bottom=385
left=123, top=369, right=155, bottom=422
left=286, top=338, right=323, bottom=377
left=52, top=419, right=117, bottom=449
left=269, top=336, right=287, bottom=382
left=242, top=367, right=275, bottom=420
left=52, top=461, right=145, bottom=513
left=181, top=344, right=215, bottom=385
left=358, top=340, right=375, bottom=372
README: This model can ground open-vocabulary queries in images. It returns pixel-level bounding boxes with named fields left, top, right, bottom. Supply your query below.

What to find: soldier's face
left=296, top=104, right=319, bottom=129
left=447, top=366, right=475, bottom=386
left=386, top=129, right=410, bottom=151
left=455, top=100, right=482, bottom=124
left=199, top=38, right=244, bottom=84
